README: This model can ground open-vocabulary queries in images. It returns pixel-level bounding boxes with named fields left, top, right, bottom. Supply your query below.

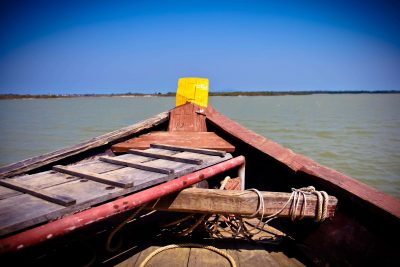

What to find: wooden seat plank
left=111, top=131, right=235, bottom=153
left=149, top=188, right=338, bottom=219
left=0, top=179, right=76, bottom=206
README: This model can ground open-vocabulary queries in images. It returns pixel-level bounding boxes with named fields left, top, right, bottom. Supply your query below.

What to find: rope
left=288, top=186, right=329, bottom=222
left=176, top=214, right=208, bottom=236
left=205, top=185, right=330, bottom=241
left=138, top=243, right=237, bottom=267
left=246, top=186, right=329, bottom=222
left=141, top=178, right=329, bottom=264
left=159, top=214, right=195, bottom=228
left=105, top=205, right=146, bottom=252
left=220, top=176, right=231, bottom=190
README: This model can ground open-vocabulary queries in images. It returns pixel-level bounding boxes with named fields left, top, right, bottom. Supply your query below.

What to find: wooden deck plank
left=0, top=180, right=125, bottom=236
left=138, top=148, right=179, bottom=156
left=53, top=166, right=134, bottom=188
left=188, top=247, right=230, bottom=267
left=101, top=167, right=165, bottom=188
left=99, top=156, right=175, bottom=174
left=134, top=246, right=190, bottom=267
left=151, top=143, right=226, bottom=157
left=141, top=159, right=196, bottom=173
left=172, top=151, right=225, bottom=162
left=115, top=240, right=304, bottom=267
left=0, top=179, right=76, bottom=206
left=44, top=179, right=123, bottom=204
left=7, top=171, right=79, bottom=189
left=128, top=149, right=204, bottom=165
left=145, top=246, right=190, bottom=267
left=133, top=246, right=160, bottom=267
left=70, top=159, right=125, bottom=173
left=0, top=186, right=19, bottom=200
left=0, top=194, right=62, bottom=236
left=114, top=249, right=142, bottom=267
left=112, top=131, right=235, bottom=153
left=222, top=242, right=241, bottom=267
left=234, top=242, right=280, bottom=267
left=270, top=252, right=306, bottom=267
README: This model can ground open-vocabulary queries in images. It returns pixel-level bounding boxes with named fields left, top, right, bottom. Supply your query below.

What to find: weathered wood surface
left=0, top=146, right=232, bottom=237
left=128, top=149, right=203, bottom=165
left=234, top=242, right=281, bottom=267
left=0, top=179, right=76, bottom=206
left=111, top=131, right=235, bottom=153
left=168, top=102, right=207, bottom=132
left=149, top=188, right=338, bottom=218
left=0, top=111, right=169, bottom=178
left=0, top=194, right=64, bottom=236
left=99, top=156, right=175, bottom=174
left=205, top=105, right=400, bottom=219
left=135, top=245, right=190, bottom=267
left=53, top=165, right=134, bottom=188
left=150, top=143, right=226, bottom=157
left=114, top=240, right=306, bottom=267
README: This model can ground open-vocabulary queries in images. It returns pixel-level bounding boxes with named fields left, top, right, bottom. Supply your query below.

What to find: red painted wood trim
left=205, top=105, right=400, bottom=219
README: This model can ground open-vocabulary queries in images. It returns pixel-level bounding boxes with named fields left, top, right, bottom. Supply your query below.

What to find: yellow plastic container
left=175, top=77, right=209, bottom=107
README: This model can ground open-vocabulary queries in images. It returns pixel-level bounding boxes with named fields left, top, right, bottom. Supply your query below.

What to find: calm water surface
left=0, top=95, right=399, bottom=198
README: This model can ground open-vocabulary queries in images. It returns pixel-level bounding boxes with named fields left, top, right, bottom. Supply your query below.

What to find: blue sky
left=0, top=0, right=399, bottom=94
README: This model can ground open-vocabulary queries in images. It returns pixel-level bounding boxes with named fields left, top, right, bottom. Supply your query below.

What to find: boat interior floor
left=1, top=210, right=310, bottom=267
left=112, top=217, right=307, bottom=267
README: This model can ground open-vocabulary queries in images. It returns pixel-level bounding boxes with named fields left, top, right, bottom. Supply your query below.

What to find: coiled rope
left=138, top=243, right=237, bottom=267
left=250, top=185, right=329, bottom=223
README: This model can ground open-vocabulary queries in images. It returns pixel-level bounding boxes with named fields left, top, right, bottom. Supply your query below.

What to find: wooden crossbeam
left=128, top=149, right=203, bottom=165
left=150, top=143, right=226, bottom=157
left=53, top=166, right=133, bottom=188
left=0, top=179, right=76, bottom=206
left=99, top=156, right=175, bottom=174
left=148, top=188, right=338, bottom=218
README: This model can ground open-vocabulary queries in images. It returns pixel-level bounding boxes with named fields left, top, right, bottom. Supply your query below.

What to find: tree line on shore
left=0, top=90, right=399, bottom=99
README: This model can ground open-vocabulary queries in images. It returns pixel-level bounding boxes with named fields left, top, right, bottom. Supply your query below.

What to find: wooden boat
left=0, top=98, right=399, bottom=266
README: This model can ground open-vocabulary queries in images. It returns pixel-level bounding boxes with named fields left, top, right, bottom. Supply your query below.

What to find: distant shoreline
left=0, top=90, right=399, bottom=99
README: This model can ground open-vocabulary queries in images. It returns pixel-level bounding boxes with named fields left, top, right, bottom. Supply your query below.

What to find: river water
left=0, top=94, right=399, bottom=198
